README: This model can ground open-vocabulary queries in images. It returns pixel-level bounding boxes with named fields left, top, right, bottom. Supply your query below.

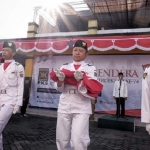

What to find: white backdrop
left=29, top=55, right=149, bottom=112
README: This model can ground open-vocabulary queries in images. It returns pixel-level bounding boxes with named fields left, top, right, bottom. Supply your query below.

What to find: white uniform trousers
left=0, top=104, right=14, bottom=150
left=56, top=113, right=90, bottom=150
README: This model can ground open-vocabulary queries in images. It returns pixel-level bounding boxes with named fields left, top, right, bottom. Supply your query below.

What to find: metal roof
left=34, top=0, right=150, bottom=32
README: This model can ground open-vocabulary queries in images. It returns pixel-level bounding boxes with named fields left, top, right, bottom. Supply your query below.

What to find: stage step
left=98, top=114, right=135, bottom=132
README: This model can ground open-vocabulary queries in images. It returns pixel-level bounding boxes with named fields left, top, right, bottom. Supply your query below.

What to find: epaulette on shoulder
left=87, top=63, right=93, bottom=66
left=63, top=63, right=69, bottom=65
left=15, top=62, right=21, bottom=66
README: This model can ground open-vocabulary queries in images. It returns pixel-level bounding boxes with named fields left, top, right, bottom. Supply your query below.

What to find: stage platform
left=98, top=114, right=135, bottom=132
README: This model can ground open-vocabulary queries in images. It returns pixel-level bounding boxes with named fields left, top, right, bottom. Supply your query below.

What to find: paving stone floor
left=3, top=114, right=150, bottom=150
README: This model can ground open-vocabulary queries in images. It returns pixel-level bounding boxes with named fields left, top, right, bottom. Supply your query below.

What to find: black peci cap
left=3, top=41, right=16, bottom=52
left=73, top=40, right=88, bottom=51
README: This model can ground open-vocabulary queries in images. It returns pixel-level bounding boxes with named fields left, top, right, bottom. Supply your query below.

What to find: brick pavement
left=3, top=114, right=150, bottom=150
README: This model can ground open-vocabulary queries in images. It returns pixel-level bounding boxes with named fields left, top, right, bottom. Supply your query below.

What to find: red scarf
left=4, top=62, right=11, bottom=70
left=74, top=64, right=81, bottom=70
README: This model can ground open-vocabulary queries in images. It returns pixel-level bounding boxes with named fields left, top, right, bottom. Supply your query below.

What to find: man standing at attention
left=0, top=41, right=24, bottom=149
left=113, top=72, right=128, bottom=117
left=141, top=67, right=150, bottom=135
left=50, top=40, right=103, bottom=150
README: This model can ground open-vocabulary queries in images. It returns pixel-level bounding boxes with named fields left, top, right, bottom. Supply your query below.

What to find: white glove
left=55, top=68, right=65, bottom=81
left=13, top=105, right=20, bottom=114
left=78, top=81, right=87, bottom=94
left=146, top=124, right=150, bottom=135
left=74, top=71, right=83, bottom=81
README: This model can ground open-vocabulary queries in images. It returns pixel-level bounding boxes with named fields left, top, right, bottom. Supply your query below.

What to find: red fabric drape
left=50, top=69, right=103, bottom=98
left=0, top=35, right=150, bottom=53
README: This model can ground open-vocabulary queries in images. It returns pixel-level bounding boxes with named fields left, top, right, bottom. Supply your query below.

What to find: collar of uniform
left=4, top=59, right=14, bottom=63
left=73, top=61, right=85, bottom=65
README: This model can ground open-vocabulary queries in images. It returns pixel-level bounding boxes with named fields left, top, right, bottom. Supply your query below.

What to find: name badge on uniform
left=12, top=71, right=17, bottom=74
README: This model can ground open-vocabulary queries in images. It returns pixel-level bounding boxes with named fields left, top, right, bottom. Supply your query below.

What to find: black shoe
left=23, top=114, right=28, bottom=117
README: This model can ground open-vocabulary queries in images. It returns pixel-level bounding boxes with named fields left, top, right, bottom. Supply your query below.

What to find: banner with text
left=29, top=55, right=149, bottom=115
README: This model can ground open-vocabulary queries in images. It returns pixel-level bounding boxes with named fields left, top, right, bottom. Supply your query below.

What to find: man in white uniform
left=141, top=67, right=150, bottom=134
left=53, top=40, right=100, bottom=150
left=0, top=41, right=24, bottom=150
left=113, top=72, right=128, bottom=117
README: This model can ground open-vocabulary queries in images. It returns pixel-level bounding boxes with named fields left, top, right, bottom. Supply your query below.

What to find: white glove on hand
left=146, top=124, right=150, bottom=135
left=13, top=105, right=20, bottom=114
left=74, top=71, right=83, bottom=81
left=55, top=68, right=65, bottom=81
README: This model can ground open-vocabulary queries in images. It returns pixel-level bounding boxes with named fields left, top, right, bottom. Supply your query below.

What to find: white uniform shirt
left=0, top=60, right=24, bottom=106
left=113, top=80, right=128, bottom=98
left=54, top=61, right=97, bottom=114
left=141, top=67, right=150, bottom=123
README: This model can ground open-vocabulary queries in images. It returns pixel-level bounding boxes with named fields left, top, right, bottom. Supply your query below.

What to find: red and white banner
left=30, top=55, right=150, bottom=116
left=0, top=35, right=150, bottom=53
